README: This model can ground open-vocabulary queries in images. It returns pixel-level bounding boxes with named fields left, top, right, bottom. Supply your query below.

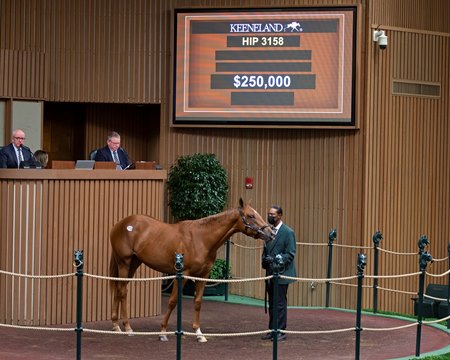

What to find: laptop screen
left=75, top=160, right=95, bottom=170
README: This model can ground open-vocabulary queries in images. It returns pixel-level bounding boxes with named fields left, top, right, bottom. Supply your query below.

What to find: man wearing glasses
left=0, top=129, right=34, bottom=168
left=94, top=131, right=131, bottom=170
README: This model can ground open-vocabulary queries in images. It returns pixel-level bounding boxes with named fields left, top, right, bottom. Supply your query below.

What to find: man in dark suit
left=94, top=131, right=131, bottom=170
left=0, top=129, right=33, bottom=168
left=261, top=205, right=297, bottom=342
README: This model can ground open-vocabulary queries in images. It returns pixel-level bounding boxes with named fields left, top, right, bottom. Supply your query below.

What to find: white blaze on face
left=126, top=225, right=134, bottom=232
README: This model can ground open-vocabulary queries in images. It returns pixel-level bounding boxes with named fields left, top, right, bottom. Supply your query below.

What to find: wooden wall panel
left=0, top=0, right=168, bottom=103
left=363, top=15, right=450, bottom=313
left=0, top=170, right=166, bottom=325
left=0, top=49, right=47, bottom=99
left=370, top=0, right=450, bottom=33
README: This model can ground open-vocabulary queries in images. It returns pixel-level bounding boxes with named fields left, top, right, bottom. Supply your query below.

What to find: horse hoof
left=126, top=329, right=134, bottom=336
left=196, top=335, right=208, bottom=343
left=112, top=325, right=122, bottom=332
left=159, top=335, right=169, bottom=342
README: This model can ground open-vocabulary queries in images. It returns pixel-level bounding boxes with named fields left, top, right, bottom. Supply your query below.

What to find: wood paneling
left=0, top=169, right=166, bottom=325
left=363, top=24, right=450, bottom=313
left=0, top=0, right=168, bottom=103
left=0, top=0, right=449, bottom=317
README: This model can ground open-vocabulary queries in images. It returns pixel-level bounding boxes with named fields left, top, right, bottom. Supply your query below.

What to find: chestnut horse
left=109, top=198, right=274, bottom=342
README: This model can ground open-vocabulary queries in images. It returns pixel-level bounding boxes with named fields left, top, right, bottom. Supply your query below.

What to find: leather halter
left=238, top=208, right=274, bottom=241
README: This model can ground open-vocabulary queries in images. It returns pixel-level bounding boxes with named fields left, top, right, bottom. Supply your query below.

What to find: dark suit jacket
left=262, top=223, right=297, bottom=284
left=0, top=143, right=33, bottom=168
left=94, top=146, right=130, bottom=169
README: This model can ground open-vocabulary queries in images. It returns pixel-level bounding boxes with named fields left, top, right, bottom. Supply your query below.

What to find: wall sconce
left=373, top=29, right=388, bottom=50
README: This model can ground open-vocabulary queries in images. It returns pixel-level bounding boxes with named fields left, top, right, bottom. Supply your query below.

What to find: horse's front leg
left=160, top=278, right=186, bottom=341
left=193, top=280, right=207, bottom=343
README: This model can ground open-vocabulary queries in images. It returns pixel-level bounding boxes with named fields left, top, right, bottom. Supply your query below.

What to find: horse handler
left=261, top=205, right=297, bottom=342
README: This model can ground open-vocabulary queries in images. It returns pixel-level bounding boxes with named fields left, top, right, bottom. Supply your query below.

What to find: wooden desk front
left=0, top=169, right=167, bottom=325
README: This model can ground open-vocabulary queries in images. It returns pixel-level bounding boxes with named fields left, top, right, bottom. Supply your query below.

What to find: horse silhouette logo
left=285, top=21, right=302, bottom=32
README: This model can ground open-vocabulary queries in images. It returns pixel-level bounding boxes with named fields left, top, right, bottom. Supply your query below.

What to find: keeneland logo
left=229, top=21, right=303, bottom=33
left=285, top=21, right=303, bottom=32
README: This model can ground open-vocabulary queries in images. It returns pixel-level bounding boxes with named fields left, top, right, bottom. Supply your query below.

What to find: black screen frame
left=171, top=6, right=358, bottom=128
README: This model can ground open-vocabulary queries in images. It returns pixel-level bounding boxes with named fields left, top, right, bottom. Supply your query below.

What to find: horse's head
left=237, top=198, right=275, bottom=242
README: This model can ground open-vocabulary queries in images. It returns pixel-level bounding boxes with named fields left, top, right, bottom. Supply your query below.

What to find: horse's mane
left=195, top=208, right=237, bottom=225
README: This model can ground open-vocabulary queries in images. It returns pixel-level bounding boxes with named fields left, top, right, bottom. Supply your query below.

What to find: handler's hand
left=262, top=255, right=274, bottom=270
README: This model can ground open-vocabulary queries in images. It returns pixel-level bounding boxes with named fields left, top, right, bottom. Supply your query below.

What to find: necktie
left=113, top=151, right=120, bottom=165
left=18, top=147, right=24, bottom=167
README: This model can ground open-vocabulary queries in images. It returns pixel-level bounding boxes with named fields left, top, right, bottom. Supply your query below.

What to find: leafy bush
left=167, top=153, right=229, bottom=220
left=209, top=258, right=231, bottom=279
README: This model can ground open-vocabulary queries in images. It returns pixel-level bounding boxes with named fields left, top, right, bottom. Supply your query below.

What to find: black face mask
left=268, top=215, right=276, bottom=225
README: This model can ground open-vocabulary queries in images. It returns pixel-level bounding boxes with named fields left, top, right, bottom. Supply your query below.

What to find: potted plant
left=183, top=258, right=231, bottom=296
left=165, top=153, right=230, bottom=295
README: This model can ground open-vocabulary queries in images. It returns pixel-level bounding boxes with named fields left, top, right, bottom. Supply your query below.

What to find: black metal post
left=415, top=249, right=433, bottom=357
left=225, top=239, right=230, bottom=301
left=417, top=235, right=429, bottom=255
left=74, top=250, right=84, bottom=360
left=174, top=253, right=184, bottom=360
left=372, top=231, right=383, bottom=313
left=271, top=255, right=283, bottom=360
left=326, top=228, right=337, bottom=308
left=447, top=243, right=450, bottom=330
left=355, top=253, right=366, bottom=360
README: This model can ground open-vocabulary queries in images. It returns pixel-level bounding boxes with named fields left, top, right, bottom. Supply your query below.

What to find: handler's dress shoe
left=261, top=332, right=273, bottom=340
left=271, top=332, right=287, bottom=342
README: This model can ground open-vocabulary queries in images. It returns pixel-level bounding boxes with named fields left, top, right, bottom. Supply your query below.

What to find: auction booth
left=0, top=168, right=166, bottom=326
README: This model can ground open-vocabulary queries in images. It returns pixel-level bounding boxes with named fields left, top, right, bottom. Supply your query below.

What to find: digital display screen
left=172, top=7, right=357, bottom=127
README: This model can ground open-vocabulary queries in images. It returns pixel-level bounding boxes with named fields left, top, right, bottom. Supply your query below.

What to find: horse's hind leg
left=116, top=257, right=142, bottom=333
left=160, top=278, right=187, bottom=341
left=112, top=279, right=127, bottom=332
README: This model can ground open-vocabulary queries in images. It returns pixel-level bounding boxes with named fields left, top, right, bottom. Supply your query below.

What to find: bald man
left=0, top=129, right=34, bottom=168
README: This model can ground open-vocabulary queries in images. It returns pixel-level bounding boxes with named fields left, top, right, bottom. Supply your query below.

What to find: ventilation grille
left=393, top=80, right=440, bottom=98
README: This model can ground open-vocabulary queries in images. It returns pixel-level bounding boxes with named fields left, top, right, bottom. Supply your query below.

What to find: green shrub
left=209, top=258, right=231, bottom=279
left=167, top=153, right=229, bottom=220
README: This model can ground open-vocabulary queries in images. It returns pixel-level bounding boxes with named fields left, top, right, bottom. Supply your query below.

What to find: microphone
left=20, top=145, right=42, bottom=169
left=21, top=145, right=35, bottom=159
left=123, top=162, right=135, bottom=170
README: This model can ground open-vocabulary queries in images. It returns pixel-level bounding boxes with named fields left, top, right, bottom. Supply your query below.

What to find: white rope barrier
left=334, top=244, right=372, bottom=250
left=330, top=281, right=357, bottom=288
left=0, top=269, right=75, bottom=279
left=365, top=272, right=421, bottom=279
left=423, top=314, right=450, bottom=324
left=185, top=275, right=270, bottom=283
left=0, top=266, right=449, bottom=347
left=0, top=323, right=73, bottom=332
left=426, top=269, right=450, bottom=277
left=231, top=242, right=264, bottom=250
left=424, top=294, right=450, bottom=302
left=283, top=327, right=356, bottom=335
left=83, top=328, right=174, bottom=336
left=364, top=322, right=418, bottom=331
left=184, top=330, right=269, bottom=337
left=377, top=248, right=417, bottom=256
left=280, top=274, right=358, bottom=282
left=296, top=242, right=327, bottom=247
left=377, top=286, right=417, bottom=296
left=84, top=273, right=176, bottom=282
